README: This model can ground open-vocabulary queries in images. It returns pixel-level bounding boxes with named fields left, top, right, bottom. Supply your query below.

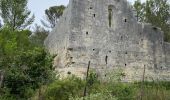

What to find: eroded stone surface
left=45, top=0, right=170, bottom=81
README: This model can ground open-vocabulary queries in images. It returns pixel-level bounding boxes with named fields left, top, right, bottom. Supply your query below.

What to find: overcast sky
left=27, top=0, right=147, bottom=27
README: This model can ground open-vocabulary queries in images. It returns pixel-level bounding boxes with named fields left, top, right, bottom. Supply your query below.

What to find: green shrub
left=0, top=28, right=54, bottom=99
left=31, top=70, right=170, bottom=100
left=134, top=81, right=170, bottom=100
left=107, top=83, right=137, bottom=100
left=69, top=92, right=118, bottom=100
left=44, top=76, right=85, bottom=100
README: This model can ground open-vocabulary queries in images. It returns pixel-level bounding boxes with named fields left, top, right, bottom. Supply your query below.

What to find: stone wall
left=45, top=0, right=170, bottom=81
left=165, top=42, right=170, bottom=68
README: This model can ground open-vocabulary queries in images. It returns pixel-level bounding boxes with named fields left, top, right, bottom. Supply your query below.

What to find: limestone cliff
left=45, top=0, right=170, bottom=81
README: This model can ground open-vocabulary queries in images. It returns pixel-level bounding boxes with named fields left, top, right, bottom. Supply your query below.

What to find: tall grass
left=30, top=71, right=170, bottom=100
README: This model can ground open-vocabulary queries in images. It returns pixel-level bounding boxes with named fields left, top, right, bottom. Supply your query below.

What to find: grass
left=29, top=75, right=170, bottom=100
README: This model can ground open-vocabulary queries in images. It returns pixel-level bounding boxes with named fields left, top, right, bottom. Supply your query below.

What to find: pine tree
left=0, top=0, right=34, bottom=31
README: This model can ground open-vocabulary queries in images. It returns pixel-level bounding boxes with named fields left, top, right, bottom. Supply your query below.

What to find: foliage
left=87, top=71, right=99, bottom=86
left=134, top=81, right=170, bottom=100
left=107, top=83, right=137, bottom=100
left=0, top=28, right=54, bottom=100
left=41, top=5, right=66, bottom=29
left=133, top=0, right=170, bottom=42
left=69, top=93, right=118, bottom=100
left=43, top=76, right=85, bottom=100
left=0, top=0, right=34, bottom=30
left=0, top=1, right=170, bottom=99
left=30, top=24, right=49, bottom=47
left=134, top=0, right=145, bottom=22
left=85, top=71, right=103, bottom=94
left=41, top=70, right=170, bottom=100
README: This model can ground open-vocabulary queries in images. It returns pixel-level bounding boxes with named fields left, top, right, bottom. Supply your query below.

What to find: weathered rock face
left=45, top=0, right=170, bottom=81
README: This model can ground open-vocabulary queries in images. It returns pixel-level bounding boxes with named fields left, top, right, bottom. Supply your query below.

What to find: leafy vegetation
left=30, top=24, right=49, bottom=47
left=30, top=71, right=170, bottom=100
left=133, top=0, right=170, bottom=42
left=0, top=0, right=34, bottom=31
left=43, top=76, right=85, bottom=100
left=0, top=28, right=55, bottom=100
left=41, top=5, right=66, bottom=29
left=0, top=0, right=169, bottom=100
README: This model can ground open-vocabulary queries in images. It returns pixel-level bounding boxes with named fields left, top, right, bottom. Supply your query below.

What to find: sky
left=28, top=0, right=69, bottom=27
left=27, top=0, right=146, bottom=27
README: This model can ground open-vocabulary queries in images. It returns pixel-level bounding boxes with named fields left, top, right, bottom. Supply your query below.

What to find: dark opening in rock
left=121, top=36, right=123, bottom=40
left=108, top=5, right=113, bottom=27
left=67, top=48, right=73, bottom=51
left=153, top=26, right=157, bottom=30
left=67, top=71, right=71, bottom=75
left=124, top=19, right=127, bottom=22
left=86, top=31, right=88, bottom=35
left=105, top=55, right=108, bottom=64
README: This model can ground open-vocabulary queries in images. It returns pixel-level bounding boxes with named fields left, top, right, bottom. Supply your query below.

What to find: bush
left=31, top=70, right=170, bottom=100
left=0, top=28, right=54, bottom=99
left=134, top=81, right=170, bottom=100
left=69, top=92, right=118, bottom=100
left=43, top=76, right=85, bottom=100
left=107, top=83, right=137, bottom=100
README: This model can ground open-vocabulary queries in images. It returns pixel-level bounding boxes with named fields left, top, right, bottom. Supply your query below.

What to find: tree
left=44, top=77, right=85, bottom=100
left=134, top=0, right=144, bottom=22
left=134, top=0, right=170, bottom=42
left=41, top=5, right=65, bottom=29
left=0, top=0, right=34, bottom=31
left=0, top=28, right=54, bottom=99
left=30, top=24, right=49, bottom=47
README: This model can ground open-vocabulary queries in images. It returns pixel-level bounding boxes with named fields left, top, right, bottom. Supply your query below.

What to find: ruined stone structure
left=45, top=0, right=170, bottom=81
